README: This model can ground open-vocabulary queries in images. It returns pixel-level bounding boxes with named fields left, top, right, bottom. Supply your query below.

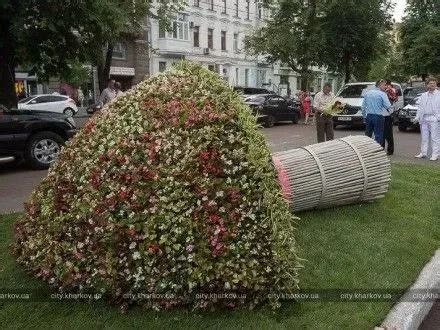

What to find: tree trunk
left=0, top=15, right=17, bottom=108
left=97, top=44, right=114, bottom=92
left=344, top=52, right=351, bottom=83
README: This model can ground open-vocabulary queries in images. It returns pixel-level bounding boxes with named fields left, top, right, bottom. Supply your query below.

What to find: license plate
left=338, top=117, right=351, bottom=121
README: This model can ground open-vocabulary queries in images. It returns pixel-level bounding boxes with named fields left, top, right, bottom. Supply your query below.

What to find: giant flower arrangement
left=14, top=62, right=301, bottom=310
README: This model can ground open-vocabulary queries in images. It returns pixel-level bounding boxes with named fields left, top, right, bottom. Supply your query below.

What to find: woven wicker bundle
left=272, top=136, right=391, bottom=212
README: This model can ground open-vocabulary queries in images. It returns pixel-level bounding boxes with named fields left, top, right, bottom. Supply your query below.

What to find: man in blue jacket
left=362, top=80, right=392, bottom=145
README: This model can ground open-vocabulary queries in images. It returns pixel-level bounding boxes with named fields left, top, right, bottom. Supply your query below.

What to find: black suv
left=0, top=105, right=77, bottom=169
left=244, top=94, right=300, bottom=127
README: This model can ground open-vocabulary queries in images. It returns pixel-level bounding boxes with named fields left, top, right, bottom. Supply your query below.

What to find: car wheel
left=25, top=132, right=64, bottom=170
left=292, top=113, right=299, bottom=124
left=63, top=108, right=75, bottom=117
left=398, top=124, right=407, bottom=132
left=264, top=115, right=275, bottom=128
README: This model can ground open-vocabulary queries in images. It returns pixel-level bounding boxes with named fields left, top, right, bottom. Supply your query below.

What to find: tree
left=400, top=0, right=440, bottom=79
left=244, top=0, right=324, bottom=90
left=0, top=0, right=180, bottom=108
left=320, top=0, right=393, bottom=83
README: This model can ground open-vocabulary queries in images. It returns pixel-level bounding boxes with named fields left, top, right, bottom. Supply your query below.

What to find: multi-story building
left=149, top=0, right=341, bottom=95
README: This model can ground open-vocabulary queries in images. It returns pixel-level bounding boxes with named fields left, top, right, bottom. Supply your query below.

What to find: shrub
left=14, top=62, right=300, bottom=310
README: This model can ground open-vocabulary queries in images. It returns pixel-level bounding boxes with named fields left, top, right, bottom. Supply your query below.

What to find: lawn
left=1, top=163, right=439, bottom=329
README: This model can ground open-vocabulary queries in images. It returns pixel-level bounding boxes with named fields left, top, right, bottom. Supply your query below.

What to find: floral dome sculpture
left=14, top=62, right=300, bottom=310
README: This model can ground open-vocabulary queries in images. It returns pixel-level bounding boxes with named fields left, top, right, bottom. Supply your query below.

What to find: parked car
left=332, top=82, right=403, bottom=129
left=398, top=96, right=420, bottom=132
left=244, top=94, right=300, bottom=127
left=17, top=94, right=78, bottom=116
left=0, top=104, right=77, bottom=169
left=234, top=87, right=274, bottom=98
left=403, top=86, right=425, bottom=106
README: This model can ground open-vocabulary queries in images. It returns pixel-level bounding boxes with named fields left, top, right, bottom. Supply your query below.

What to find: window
left=297, top=77, right=302, bottom=91
left=280, top=75, right=289, bottom=85
left=113, top=42, right=127, bottom=59
left=222, top=0, right=226, bottom=13
left=257, top=3, right=262, bottom=19
left=235, top=68, right=239, bottom=86
left=208, top=28, right=214, bottom=49
left=208, top=64, right=215, bottom=72
left=193, top=0, right=199, bottom=6
left=159, top=62, right=167, bottom=72
left=235, top=0, right=239, bottom=16
left=207, top=0, right=214, bottom=11
left=233, top=33, right=238, bottom=52
left=246, top=0, right=250, bottom=20
left=193, top=26, right=200, bottom=47
left=337, top=84, right=375, bottom=98
left=244, top=69, right=249, bottom=87
left=159, top=22, right=166, bottom=38
left=166, top=14, right=189, bottom=41
left=221, top=31, right=226, bottom=51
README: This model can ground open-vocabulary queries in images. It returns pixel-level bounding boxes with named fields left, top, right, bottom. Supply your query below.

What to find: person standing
left=382, top=80, right=398, bottom=155
left=302, top=91, right=312, bottom=124
left=99, top=78, right=116, bottom=105
left=313, top=83, right=335, bottom=142
left=414, top=77, right=440, bottom=161
left=361, top=80, right=391, bottom=145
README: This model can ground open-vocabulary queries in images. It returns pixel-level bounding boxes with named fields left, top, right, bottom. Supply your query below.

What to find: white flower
left=129, top=242, right=137, bottom=249
left=132, top=251, right=141, bottom=260
left=77, top=242, right=84, bottom=249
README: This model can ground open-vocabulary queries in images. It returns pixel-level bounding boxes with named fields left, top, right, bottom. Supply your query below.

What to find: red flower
left=148, top=244, right=160, bottom=254
left=119, top=190, right=131, bottom=200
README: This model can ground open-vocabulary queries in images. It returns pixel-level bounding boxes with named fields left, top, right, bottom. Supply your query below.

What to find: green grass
left=1, top=163, right=439, bottom=329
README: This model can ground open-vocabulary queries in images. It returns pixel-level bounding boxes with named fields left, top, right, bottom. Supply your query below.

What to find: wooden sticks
left=272, top=136, right=391, bottom=212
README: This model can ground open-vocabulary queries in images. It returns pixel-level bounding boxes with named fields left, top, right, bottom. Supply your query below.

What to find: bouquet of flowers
left=322, top=98, right=346, bottom=116
left=13, top=62, right=301, bottom=311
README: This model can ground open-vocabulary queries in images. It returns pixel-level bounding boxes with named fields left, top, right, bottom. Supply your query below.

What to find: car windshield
left=405, top=87, right=425, bottom=97
left=18, top=96, right=36, bottom=103
left=338, top=84, right=375, bottom=98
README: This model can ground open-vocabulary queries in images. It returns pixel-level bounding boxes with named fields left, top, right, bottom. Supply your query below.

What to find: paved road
left=1, top=119, right=438, bottom=213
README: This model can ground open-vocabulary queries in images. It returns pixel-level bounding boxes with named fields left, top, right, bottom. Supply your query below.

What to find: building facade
left=149, top=0, right=341, bottom=96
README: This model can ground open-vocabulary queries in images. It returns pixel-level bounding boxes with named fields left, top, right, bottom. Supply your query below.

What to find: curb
left=379, top=249, right=440, bottom=330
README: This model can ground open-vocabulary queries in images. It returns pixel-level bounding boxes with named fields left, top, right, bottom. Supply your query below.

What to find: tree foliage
left=244, top=0, right=393, bottom=86
left=0, top=0, right=180, bottom=107
left=400, top=0, right=440, bottom=78
left=320, top=0, right=393, bottom=83
left=244, top=0, right=324, bottom=89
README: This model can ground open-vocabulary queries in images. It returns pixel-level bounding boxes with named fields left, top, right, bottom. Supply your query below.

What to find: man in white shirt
left=99, top=79, right=116, bottom=105
left=414, top=77, right=440, bottom=161
left=313, top=83, right=335, bottom=142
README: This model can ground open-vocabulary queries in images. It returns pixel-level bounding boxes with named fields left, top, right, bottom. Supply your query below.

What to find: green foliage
left=2, top=163, right=440, bottom=327
left=320, top=0, right=393, bottom=82
left=0, top=0, right=182, bottom=106
left=13, top=62, right=300, bottom=310
left=60, top=61, right=91, bottom=89
left=244, top=0, right=393, bottom=85
left=400, top=0, right=440, bottom=77
left=244, top=0, right=323, bottom=88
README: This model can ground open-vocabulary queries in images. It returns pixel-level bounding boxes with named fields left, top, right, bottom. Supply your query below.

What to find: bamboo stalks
left=272, top=136, right=391, bottom=212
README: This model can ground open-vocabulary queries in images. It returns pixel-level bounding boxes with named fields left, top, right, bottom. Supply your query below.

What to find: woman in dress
left=302, top=91, right=312, bottom=124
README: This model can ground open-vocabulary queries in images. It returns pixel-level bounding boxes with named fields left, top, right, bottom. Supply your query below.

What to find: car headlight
left=66, top=117, right=76, bottom=128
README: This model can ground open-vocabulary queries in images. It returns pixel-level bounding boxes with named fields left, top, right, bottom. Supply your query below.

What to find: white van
left=333, top=82, right=403, bottom=128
